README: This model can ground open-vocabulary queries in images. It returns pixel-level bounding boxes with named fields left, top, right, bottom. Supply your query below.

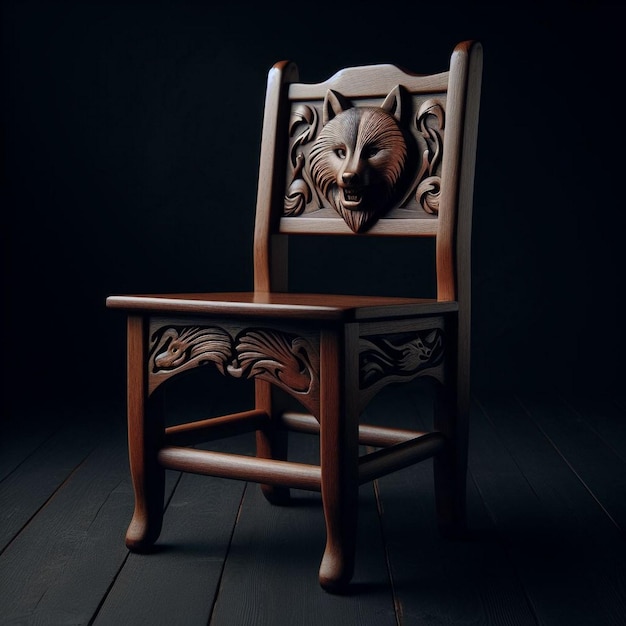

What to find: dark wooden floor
left=1, top=380, right=625, bottom=625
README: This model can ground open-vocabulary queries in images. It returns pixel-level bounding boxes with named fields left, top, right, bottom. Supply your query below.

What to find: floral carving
left=149, top=325, right=319, bottom=403
left=359, top=328, right=444, bottom=389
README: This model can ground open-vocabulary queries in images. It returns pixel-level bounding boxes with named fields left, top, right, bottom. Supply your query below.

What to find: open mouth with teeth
left=341, top=188, right=363, bottom=210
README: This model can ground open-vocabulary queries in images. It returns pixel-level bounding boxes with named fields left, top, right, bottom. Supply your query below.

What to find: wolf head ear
left=380, top=85, right=404, bottom=122
left=322, top=89, right=352, bottom=125
left=322, top=85, right=405, bottom=125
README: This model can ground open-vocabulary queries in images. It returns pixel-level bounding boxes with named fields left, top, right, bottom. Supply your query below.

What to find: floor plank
left=93, top=439, right=249, bottom=626
left=561, top=392, right=626, bottom=462
left=371, top=384, right=537, bottom=626
left=0, top=414, right=114, bottom=553
left=0, top=412, right=64, bottom=482
left=2, top=389, right=625, bottom=625
left=209, top=431, right=397, bottom=626
left=473, top=393, right=626, bottom=626
left=517, top=391, right=626, bottom=534
left=0, top=416, right=132, bottom=624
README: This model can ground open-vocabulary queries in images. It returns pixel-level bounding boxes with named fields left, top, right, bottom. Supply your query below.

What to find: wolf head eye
left=363, top=146, right=380, bottom=159
left=334, top=147, right=347, bottom=159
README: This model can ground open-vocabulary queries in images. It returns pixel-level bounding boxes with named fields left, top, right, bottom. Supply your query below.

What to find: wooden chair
left=107, top=40, right=483, bottom=593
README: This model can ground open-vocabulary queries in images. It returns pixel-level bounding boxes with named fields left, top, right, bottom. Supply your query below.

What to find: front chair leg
left=319, top=441, right=359, bottom=593
left=125, top=316, right=165, bottom=552
left=318, top=327, right=359, bottom=593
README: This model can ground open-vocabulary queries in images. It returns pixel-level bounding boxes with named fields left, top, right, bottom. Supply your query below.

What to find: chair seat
left=106, top=291, right=458, bottom=321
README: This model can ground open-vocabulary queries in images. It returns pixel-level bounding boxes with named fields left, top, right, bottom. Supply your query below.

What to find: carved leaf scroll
left=232, top=329, right=318, bottom=394
left=284, top=104, right=320, bottom=216
left=359, top=328, right=444, bottom=389
left=401, top=99, right=445, bottom=214
left=151, top=326, right=232, bottom=375
left=149, top=324, right=319, bottom=410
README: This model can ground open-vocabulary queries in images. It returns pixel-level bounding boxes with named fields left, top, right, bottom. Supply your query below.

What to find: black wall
left=3, top=1, right=625, bottom=416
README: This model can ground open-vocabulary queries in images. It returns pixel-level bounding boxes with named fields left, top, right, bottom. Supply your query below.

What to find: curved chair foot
left=125, top=514, right=162, bottom=553
left=318, top=548, right=354, bottom=594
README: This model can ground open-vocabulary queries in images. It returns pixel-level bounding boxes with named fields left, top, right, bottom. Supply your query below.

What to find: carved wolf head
left=309, top=86, right=408, bottom=233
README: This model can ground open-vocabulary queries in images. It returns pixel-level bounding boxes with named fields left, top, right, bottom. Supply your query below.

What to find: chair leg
left=125, top=316, right=165, bottom=552
left=318, top=327, right=359, bottom=593
left=319, top=421, right=359, bottom=592
left=433, top=376, right=469, bottom=539
left=255, top=380, right=291, bottom=504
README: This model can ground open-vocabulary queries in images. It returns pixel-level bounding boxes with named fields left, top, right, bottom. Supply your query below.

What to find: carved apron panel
left=148, top=319, right=320, bottom=416
left=358, top=325, right=445, bottom=409
left=146, top=318, right=444, bottom=418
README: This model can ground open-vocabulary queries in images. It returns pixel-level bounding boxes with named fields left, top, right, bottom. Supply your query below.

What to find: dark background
left=3, top=1, right=625, bottom=418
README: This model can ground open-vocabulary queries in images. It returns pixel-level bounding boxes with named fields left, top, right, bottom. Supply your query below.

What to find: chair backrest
left=253, top=41, right=483, bottom=304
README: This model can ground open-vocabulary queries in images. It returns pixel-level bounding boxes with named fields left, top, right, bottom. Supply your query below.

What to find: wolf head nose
left=342, top=172, right=359, bottom=185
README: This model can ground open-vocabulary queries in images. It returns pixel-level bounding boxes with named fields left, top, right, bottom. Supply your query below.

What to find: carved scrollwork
left=230, top=329, right=318, bottom=395
left=151, top=326, right=232, bottom=375
left=402, top=99, right=445, bottom=214
left=359, top=328, right=444, bottom=389
left=284, top=104, right=319, bottom=217
left=149, top=325, right=319, bottom=408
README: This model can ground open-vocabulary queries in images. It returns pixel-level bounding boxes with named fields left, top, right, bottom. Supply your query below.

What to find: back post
left=253, top=60, right=298, bottom=293
left=443, top=41, right=482, bottom=415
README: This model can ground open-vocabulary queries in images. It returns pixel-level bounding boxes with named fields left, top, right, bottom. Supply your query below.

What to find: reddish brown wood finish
left=106, top=292, right=457, bottom=321
left=106, top=41, right=483, bottom=592
left=125, top=316, right=165, bottom=552
left=318, top=325, right=360, bottom=591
